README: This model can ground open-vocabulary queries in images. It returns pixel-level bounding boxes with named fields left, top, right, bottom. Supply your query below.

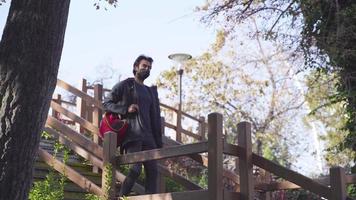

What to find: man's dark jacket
left=102, top=78, right=162, bottom=148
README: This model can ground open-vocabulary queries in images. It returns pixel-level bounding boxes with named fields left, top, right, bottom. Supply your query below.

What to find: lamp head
left=168, top=53, right=192, bottom=63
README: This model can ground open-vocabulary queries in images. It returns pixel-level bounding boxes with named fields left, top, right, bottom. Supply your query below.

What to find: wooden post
left=76, top=78, right=87, bottom=133
left=92, top=83, right=103, bottom=173
left=233, top=157, right=240, bottom=192
left=176, top=109, right=182, bottom=143
left=260, top=170, right=271, bottom=200
left=161, top=117, right=165, bottom=138
left=330, top=166, right=347, bottom=200
left=52, top=94, right=61, bottom=119
left=199, top=116, right=206, bottom=141
left=208, top=113, right=223, bottom=200
left=102, top=131, right=117, bottom=200
left=93, top=84, right=103, bottom=138
left=238, top=122, right=254, bottom=200
left=157, top=117, right=166, bottom=193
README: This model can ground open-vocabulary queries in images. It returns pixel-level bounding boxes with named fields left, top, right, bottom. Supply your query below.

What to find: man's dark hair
left=133, top=54, right=153, bottom=75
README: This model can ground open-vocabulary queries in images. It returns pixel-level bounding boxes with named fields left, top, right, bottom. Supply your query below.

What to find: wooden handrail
left=46, top=116, right=103, bottom=158
left=163, top=136, right=240, bottom=188
left=57, top=79, right=103, bottom=110
left=44, top=126, right=146, bottom=195
left=223, top=142, right=332, bottom=198
left=160, top=102, right=178, bottom=112
left=124, top=190, right=240, bottom=200
left=255, top=174, right=356, bottom=191
left=157, top=164, right=202, bottom=190
left=116, top=142, right=208, bottom=165
left=51, top=79, right=356, bottom=199
left=50, top=101, right=99, bottom=135
left=164, top=121, right=202, bottom=140
left=52, top=98, right=76, bottom=106
left=44, top=127, right=104, bottom=168
left=45, top=125, right=201, bottom=193
left=126, top=190, right=209, bottom=200
left=38, top=148, right=103, bottom=196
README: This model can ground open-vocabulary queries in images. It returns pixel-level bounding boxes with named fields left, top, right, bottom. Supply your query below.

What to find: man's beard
left=136, top=70, right=150, bottom=80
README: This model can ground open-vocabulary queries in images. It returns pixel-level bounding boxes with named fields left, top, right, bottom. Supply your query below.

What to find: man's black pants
left=119, top=139, right=158, bottom=196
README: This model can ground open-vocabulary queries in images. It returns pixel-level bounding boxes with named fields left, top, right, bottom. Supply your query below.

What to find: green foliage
left=29, top=172, right=65, bottom=200
left=198, top=1, right=356, bottom=195
left=29, top=136, right=69, bottom=200
left=190, top=169, right=208, bottom=189
left=119, top=196, right=129, bottom=200
left=348, top=184, right=356, bottom=198
left=41, top=131, right=52, bottom=140
left=84, top=194, right=101, bottom=200
left=103, top=163, right=113, bottom=199
left=158, top=29, right=305, bottom=165
left=164, top=177, right=184, bottom=192
left=305, top=71, right=355, bottom=168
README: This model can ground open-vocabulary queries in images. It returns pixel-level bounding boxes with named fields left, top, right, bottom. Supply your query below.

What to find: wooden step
left=33, top=159, right=102, bottom=199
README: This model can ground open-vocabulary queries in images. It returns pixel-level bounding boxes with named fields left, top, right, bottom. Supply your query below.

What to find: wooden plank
left=160, top=103, right=178, bottom=112
left=238, top=122, right=254, bottom=200
left=116, top=142, right=208, bottom=165
left=125, top=190, right=240, bottom=200
left=346, top=174, right=356, bottom=184
left=164, top=122, right=201, bottom=140
left=164, top=122, right=177, bottom=130
left=223, top=142, right=243, bottom=157
left=102, top=132, right=117, bottom=199
left=37, top=148, right=103, bottom=196
left=198, top=116, right=206, bottom=141
left=114, top=171, right=145, bottom=195
left=56, top=99, right=76, bottom=106
left=252, top=153, right=331, bottom=198
left=44, top=126, right=146, bottom=195
left=44, top=127, right=103, bottom=169
left=208, top=113, right=223, bottom=200
left=50, top=101, right=99, bottom=134
left=181, top=111, right=201, bottom=123
left=255, top=174, right=356, bottom=191
left=158, top=117, right=167, bottom=193
left=157, top=164, right=166, bottom=193
left=224, top=142, right=331, bottom=198
left=126, top=190, right=208, bottom=200
left=164, top=136, right=240, bottom=186
left=92, top=84, right=103, bottom=173
left=224, top=191, right=241, bottom=200
left=77, top=78, right=88, bottom=133
left=176, top=109, right=182, bottom=142
left=157, top=164, right=202, bottom=190
left=330, top=167, right=347, bottom=200
left=46, top=116, right=103, bottom=158
left=57, top=79, right=103, bottom=110
left=52, top=94, right=61, bottom=119
left=255, top=181, right=300, bottom=191
left=181, top=128, right=202, bottom=140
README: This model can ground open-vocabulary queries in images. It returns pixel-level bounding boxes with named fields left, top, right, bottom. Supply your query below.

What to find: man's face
left=135, top=59, right=152, bottom=80
left=136, top=59, right=152, bottom=72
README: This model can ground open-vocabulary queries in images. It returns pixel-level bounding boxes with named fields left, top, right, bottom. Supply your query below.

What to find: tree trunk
left=0, top=1, right=70, bottom=199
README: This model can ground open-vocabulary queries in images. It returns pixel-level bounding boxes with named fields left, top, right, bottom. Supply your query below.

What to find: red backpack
left=99, top=112, right=128, bottom=146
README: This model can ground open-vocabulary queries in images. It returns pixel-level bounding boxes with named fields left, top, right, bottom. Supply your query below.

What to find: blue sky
left=0, top=0, right=215, bottom=87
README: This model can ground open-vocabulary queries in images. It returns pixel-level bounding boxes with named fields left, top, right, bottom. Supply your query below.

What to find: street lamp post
left=177, top=68, right=184, bottom=112
left=168, top=53, right=192, bottom=142
left=168, top=53, right=192, bottom=111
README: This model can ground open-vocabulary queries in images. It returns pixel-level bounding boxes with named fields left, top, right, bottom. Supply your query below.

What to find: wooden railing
left=38, top=78, right=356, bottom=200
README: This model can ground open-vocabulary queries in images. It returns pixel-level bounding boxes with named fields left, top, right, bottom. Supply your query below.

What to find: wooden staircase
left=33, top=78, right=356, bottom=200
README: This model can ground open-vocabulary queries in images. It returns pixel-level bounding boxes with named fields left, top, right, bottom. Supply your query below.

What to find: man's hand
left=128, top=104, right=139, bottom=113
